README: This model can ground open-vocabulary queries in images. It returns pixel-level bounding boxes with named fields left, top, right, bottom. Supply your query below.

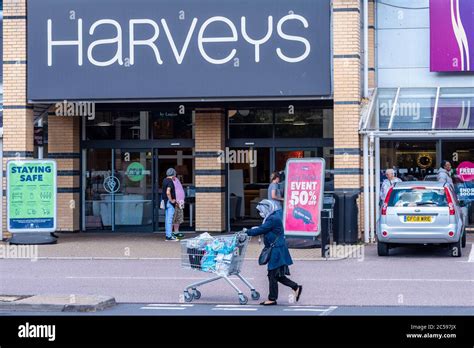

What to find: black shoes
left=260, top=301, right=277, bottom=306
left=295, top=285, right=303, bottom=302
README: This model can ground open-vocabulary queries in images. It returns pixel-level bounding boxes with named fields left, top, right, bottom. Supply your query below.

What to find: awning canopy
left=360, top=87, right=474, bottom=137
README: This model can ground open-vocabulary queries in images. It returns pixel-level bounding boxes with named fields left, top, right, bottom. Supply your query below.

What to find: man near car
left=380, top=168, right=402, bottom=203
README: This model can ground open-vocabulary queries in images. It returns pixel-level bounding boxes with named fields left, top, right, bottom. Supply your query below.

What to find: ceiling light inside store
left=238, top=110, right=250, bottom=117
left=293, top=121, right=307, bottom=126
left=96, top=122, right=112, bottom=127
left=228, top=110, right=237, bottom=118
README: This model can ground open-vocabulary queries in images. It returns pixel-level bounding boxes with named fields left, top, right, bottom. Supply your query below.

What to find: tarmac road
left=1, top=240, right=473, bottom=310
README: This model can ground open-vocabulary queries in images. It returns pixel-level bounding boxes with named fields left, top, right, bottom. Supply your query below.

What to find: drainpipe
left=363, top=135, right=370, bottom=243
left=363, top=0, right=369, bottom=98
left=369, top=133, right=375, bottom=242
left=37, top=117, right=44, bottom=159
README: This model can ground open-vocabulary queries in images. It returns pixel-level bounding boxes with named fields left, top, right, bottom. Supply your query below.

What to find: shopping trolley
left=180, top=231, right=260, bottom=305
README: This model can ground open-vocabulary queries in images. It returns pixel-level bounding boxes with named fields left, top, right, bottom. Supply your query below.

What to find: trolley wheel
left=238, top=294, right=248, bottom=305
left=192, top=289, right=201, bottom=300
left=183, top=291, right=193, bottom=303
left=251, top=291, right=260, bottom=301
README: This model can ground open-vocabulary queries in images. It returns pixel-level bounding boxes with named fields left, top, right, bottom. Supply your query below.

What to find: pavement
left=0, top=232, right=473, bottom=314
left=1, top=232, right=356, bottom=260
left=0, top=294, right=115, bottom=312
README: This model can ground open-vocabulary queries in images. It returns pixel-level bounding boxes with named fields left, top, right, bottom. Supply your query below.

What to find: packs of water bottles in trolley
left=181, top=232, right=249, bottom=276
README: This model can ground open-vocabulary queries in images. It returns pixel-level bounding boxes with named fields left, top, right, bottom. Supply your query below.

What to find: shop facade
left=2, top=0, right=366, bottom=236
left=360, top=0, right=474, bottom=241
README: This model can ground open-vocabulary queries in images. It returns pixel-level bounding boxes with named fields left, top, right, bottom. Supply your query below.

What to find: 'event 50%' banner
left=283, top=158, right=325, bottom=237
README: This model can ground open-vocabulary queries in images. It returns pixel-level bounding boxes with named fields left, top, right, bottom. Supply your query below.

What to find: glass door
left=113, top=149, right=153, bottom=232
left=156, top=148, right=195, bottom=231
left=84, top=148, right=153, bottom=232
left=84, top=149, right=113, bottom=231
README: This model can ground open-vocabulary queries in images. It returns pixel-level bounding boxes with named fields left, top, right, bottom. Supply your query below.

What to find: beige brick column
left=47, top=115, right=81, bottom=232
left=333, top=0, right=363, bottom=238
left=2, top=0, right=33, bottom=238
left=194, top=109, right=226, bottom=232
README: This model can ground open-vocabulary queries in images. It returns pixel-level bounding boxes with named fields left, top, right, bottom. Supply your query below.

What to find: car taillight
left=448, top=231, right=454, bottom=237
left=444, top=187, right=455, bottom=215
left=381, top=187, right=393, bottom=216
left=382, top=231, right=388, bottom=237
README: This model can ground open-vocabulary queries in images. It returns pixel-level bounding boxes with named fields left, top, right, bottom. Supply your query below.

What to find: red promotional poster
left=283, top=158, right=325, bottom=237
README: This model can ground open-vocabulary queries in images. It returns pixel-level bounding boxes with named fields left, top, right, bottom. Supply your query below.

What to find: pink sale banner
left=283, top=159, right=325, bottom=236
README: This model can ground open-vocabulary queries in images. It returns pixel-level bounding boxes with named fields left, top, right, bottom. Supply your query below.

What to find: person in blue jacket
left=244, top=199, right=303, bottom=306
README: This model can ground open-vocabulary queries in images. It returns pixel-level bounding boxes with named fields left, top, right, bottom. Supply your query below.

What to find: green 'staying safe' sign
left=7, top=160, right=57, bottom=232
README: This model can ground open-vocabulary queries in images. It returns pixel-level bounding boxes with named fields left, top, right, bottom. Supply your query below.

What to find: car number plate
left=404, top=216, right=432, bottom=223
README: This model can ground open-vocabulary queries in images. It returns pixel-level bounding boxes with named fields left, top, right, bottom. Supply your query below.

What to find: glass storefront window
left=275, top=148, right=334, bottom=191
left=84, top=149, right=113, bottom=230
left=229, top=148, right=270, bottom=219
left=84, top=149, right=153, bottom=231
left=391, top=88, right=436, bottom=130
left=228, top=109, right=273, bottom=138
left=376, top=88, right=398, bottom=130
left=380, top=140, right=437, bottom=181
left=86, top=111, right=150, bottom=140
left=158, top=148, right=194, bottom=185
left=151, top=110, right=193, bottom=139
left=275, top=108, right=333, bottom=138
left=436, top=87, right=474, bottom=130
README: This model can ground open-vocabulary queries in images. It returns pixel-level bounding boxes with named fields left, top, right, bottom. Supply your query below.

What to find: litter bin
left=333, top=191, right=359, bottom=244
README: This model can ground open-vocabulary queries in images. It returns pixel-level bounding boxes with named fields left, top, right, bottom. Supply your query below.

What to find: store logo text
left=47, top=14, right=311, bottom=67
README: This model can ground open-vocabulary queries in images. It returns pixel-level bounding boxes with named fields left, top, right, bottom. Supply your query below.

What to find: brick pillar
left=333, top=0, right=363, bottom=238
left=194, top=109, right=226, bottom=232
left=2, top=0, right=33, bottom=238
left=47, top=115, right=81, bottom=232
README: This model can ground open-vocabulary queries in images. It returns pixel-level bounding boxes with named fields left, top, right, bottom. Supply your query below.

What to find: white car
left=377, top=181, right=466, bottom=257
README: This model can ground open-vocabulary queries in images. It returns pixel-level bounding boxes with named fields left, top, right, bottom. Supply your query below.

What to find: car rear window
left=388, top=188, right=448, bottom=207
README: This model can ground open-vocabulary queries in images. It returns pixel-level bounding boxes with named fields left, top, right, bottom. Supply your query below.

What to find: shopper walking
left=172, top=175, right=185, bottom=236
left=268, top=172, right=284, bottom=219
left=162, top=168, right=178, bottom=242
left=244, top=199, right=302, bottom=306
left=380, top=168, right=401, bottom=203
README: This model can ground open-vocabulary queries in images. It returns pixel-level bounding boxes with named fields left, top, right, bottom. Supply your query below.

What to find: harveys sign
left=27, top=0, right=331, bottom=101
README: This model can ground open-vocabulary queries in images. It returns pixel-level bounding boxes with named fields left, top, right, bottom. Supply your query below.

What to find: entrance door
left=154, top=148, right=195, bottom=231
left=113, top=149, right=153, bottom=232
left=84, top=148, right=153, bottom=232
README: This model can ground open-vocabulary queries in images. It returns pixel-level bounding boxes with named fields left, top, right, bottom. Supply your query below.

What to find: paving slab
left=0, top=294, right=116, bottom=312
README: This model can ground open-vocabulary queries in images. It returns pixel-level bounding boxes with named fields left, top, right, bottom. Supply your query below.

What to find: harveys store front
left=3, top=0, right=365, bottom=235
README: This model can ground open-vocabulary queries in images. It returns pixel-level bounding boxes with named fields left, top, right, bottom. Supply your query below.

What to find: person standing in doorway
left=172, top=175, right=185, bottom=237
left=436, top=160, right=462, bottom=187
left=268, top=172, right=284, bottom=219
left=162, top=168, right=178, bottom=242
left=380, top=168, right=402, bottom=203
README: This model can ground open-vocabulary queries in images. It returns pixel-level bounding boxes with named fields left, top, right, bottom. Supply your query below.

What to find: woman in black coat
left=245, top=199, right=303, bottom=305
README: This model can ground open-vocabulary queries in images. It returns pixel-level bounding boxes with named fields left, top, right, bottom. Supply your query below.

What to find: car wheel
left=377, top=241, right=389, bottom=256
left=461, top=229, right=466, bottom=248
left=450, top=239, right=462, bottom=257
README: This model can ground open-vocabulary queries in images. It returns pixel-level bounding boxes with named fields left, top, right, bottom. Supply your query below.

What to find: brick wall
left=2, top=0, right=32, bottom=238
left=194, top=110, right=226, bottom=232
left=47, top=115, right=81, bottom=232
left=332, top=0, right=364, bottom=237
